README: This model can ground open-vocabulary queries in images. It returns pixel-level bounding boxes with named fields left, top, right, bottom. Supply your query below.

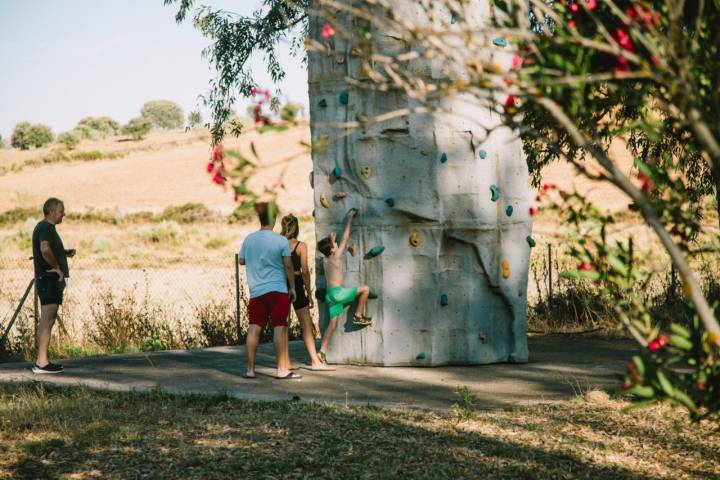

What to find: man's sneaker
left=32, top=362, right=63, bottom=374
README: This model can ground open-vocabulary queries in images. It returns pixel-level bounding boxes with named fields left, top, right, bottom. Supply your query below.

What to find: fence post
left=547, top=243, right=553, bottom=306
left=235, top=253, right=241, bottom=343
left=33, top=280, right=39, bottom=350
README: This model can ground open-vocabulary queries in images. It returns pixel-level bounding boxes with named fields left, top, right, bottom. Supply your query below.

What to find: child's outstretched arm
left=335, top=208, right=356, bottom=256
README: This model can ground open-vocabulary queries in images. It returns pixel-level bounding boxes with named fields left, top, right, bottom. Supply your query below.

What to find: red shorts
left=248, top=292, right=290, bottom=328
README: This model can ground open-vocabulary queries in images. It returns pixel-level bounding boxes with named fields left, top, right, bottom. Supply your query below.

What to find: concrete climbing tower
left=309, top=0, right=533, bottom=365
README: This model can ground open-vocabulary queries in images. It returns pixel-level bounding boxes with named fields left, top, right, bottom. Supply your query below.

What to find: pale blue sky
left=0, top=0, right=309, bottom=140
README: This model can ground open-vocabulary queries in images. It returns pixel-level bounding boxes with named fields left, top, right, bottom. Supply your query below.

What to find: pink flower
left=647, top=334, right=669, bottom=352
left=638, top=172, right=654, bottom=193
left=250, top=86, right=260, bottom=96
left=615, top=56, right=630, bottom=73
left=511, top=55, right=523, bottom=69
left=614, top=28, right=634, bottom=52
left=529, top=206, right=538, bottom=216
left=212, top=173, right=225, bottom=185
left=579, top=262, right=593, bottom=271
left=212, top=144, right=223, bottom=162
left=206, top=162, right=214, bottom=173
left=586, top=0, right=597, bottom=11
left=567, top=18, right=577, bottom=29
left=569, top=3, right=580, bottom=14
left=322, top=24, right=336, bottom=39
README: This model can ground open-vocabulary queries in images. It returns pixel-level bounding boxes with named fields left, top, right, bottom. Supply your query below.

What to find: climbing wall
left=308, top=0, right=533, bottom=365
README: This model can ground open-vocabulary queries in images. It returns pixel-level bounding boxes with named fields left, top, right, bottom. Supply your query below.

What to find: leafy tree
left=74, top=116, right=120, bottom=140
left=140, top=100, right=184, bottom=129
left=187, top=110, right=203, bottom=128
left=280, top=102, right=300, bottom=123
left=122, top=117, right=152, bottom=140
left=0, top=134, right=5, bottom=148
left=11, top=122, right=54, bottom=149
left=56, top=131, right=80, bottom=150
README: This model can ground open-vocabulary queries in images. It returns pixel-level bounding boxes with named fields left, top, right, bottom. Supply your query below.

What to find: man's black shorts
left=36, top=276, right=66, bottom=306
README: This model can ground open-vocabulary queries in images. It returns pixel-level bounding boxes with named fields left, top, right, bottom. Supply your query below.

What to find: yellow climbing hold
left=409, top=231, right=422, bottom=247
left=362, top=166, right=372, bottom=178
left=320, top=194, right=330, bottom=208
left=501, top=260, right=510, bottom=279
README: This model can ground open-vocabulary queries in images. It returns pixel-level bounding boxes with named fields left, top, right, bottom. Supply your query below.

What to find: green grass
left=0, top=384, right=717, bottom=479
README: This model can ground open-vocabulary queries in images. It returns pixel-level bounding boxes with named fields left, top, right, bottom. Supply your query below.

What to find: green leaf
left=669, top=323, right=690, bottom=338
left=632, top=356, right=645, bottom=377
left=670, top=335, right=693, bottom=351
left=562, top=270, right=601, bottom=281
left=622, top=398, right=657, bottom=413
left=607, top=254, right=629, bottom=277
left=656, top=371, right=674, bottom=397
left=670, top=389, right=698, bottom=412
left=627, top=385, right=654, bottom=398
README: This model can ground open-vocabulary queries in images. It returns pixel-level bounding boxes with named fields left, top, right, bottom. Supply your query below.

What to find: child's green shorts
left=326, top=286, right=359, bottom=318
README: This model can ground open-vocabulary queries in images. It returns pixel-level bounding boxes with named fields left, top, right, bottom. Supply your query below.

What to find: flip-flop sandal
left=242, top=373, right=256, bottom=379
left=318, top=351, right=327, bottom=364
left=276, top=372, right=302, bottom=380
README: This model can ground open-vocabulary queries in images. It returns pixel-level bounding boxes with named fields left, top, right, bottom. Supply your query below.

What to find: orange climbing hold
left=501, top=260, right=510, bottom=279
left=320, top=194, right=330, bottom=208
left=362, top=166, right=372, bottom=178
left=409, top=231, right=422, bottom=247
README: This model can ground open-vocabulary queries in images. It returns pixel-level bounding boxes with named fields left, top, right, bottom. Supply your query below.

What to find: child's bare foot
left=348, top=242, right=356, bottom=256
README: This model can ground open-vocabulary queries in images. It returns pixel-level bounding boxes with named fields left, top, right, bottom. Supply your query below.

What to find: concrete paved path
left=0, top=336, right=635, bottom=410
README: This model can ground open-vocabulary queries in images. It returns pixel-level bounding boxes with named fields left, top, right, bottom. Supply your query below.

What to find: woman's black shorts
left=36, top=276, right=66, bottom=306
left=292, top=276, right=310, bottom=310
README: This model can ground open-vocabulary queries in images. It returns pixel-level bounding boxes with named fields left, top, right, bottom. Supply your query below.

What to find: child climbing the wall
left=316, top=208, right=372, bottom=364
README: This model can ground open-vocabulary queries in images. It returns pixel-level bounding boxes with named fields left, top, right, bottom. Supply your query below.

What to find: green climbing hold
left=339, top=90, right=349, bottom=105
left=368, top=290, right=378, bottom=299
left=440, top=152, right=448, bottom=163
left=479, top=150, right=487, bottom=159
left=490, top=185, right=500, bottom=202
left=526, top=236, right=536, bottom=248
left=364, top=245, right=385, bottom=260
left=385, top=198, right=395, bottom=207
left=493, top=37, right=508, bottom=47
left=440, top=294, right=449, bottom=306
left=319, top=98, right=327, bottom=108
left=506, top=205, right=513, bottom=216
left=333, top=166, right=342, bottom=178
left=416, top=352, right=426, bottom=360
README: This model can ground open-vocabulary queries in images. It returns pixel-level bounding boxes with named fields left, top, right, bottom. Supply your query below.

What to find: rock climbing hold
left=319, top=98, right=327, bottom=108
left=368, top=289, right=378, bottom=299
left=364, top=245, right=385, bottom=260
left=409, top=231, right=422, bottom=247
left=339, top=90, right=349, bottom=105
left=526, top=235, right=536, bottom=248
left=320, top=194, right=330, bottom=208
left=416, top=352, right=426, bottom=360
left=348, top=207, right=359, bottom=217
left=440, top=152, right=448, bottom=163
left=501, top=260, right=510, bottom=279
left=362, top=166, right=372, bottom=178
left=505, top=205, right=513, bottom=217
left=479, top=149, right=487, bottom=159
left=440, top=294, right=449, bottom=306
left=493, top=37, right=508, bottom=47
left=490, top=185, right=500, bottom=202
left=450, top=11, right=458, bottom=24
left=385, top=198, right=395, bottom=207
left=315, top=288, right=327, bottom=301
left=333, top=166, right=342, bottom=178
left=336, top=55, right=345, bottom=64
left=312, top=209, right=315, bottom=218
left=333, top=192, right=348, bottom=200
left=356, top=113, right=368, bottom=125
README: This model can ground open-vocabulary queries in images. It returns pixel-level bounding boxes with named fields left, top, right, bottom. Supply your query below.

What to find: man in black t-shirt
left=31, top=198, right=75, bottom=374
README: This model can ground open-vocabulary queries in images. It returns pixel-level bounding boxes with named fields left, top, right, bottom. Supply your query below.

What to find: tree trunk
left=308, top=0, right=533, bottom=365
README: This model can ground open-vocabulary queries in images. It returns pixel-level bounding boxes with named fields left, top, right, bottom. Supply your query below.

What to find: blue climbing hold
left=440, top=152, right=448, bottom=163
left=440, top=294, right=449, bottom=306
left=339, top=90, right=349, bottom=105
left=416, top=352, right=426, bottom=360
left=333, top=166, right=342, bottom=178
left=385, top=198, right=395, bottom=207
left=490, top=185, right=500, bottom=202
left=319, top=98, right=328, bottom=108
left=479, top=149, right=487, bottom=159
left=506, top=205, right=513, bottom=216
left=493, top=37, right=508, bottom=47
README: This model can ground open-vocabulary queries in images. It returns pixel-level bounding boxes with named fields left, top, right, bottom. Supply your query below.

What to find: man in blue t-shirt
left=238, top=202, right=300, bottom=380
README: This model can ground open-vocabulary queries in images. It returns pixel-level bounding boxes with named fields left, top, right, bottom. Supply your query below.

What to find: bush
left=74, top=116, right=120, bottom=140
left=140, top=100, right=184, bottom=129
left=11, top=122, right=54, bottom=149
left=137, top=220, right=182, bottom=243
left=160, top=203, right=217, bottom=223
left=280, top=102, right=301, bottom=123
left=122, top=117, right=152, bottom=140
left=0, top=207, right=42, bottom=225
left=187, top=110, right=202, bottom=128
left=56, top=131, right=80, bottom=150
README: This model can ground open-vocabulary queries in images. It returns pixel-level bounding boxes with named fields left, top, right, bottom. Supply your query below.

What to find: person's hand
left=330, top=231, right=337, bottom=244
left=65, top=248, right=76, bottom=258
left=47, top=268, right=64, bottom=282
left=347, top=208, right=357, bottom=219
left=288, top=288, right=297, bottom=304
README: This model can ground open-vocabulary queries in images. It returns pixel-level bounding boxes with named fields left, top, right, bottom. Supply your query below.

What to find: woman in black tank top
left=281, top=214, right=331, bottom=370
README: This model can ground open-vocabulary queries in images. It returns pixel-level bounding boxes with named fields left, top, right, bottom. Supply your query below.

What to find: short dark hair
left=43, top=198, right=63, bottom=216
left=317, top=236, right=333, bottom=257
left=254, top=202, right=277, bottom=227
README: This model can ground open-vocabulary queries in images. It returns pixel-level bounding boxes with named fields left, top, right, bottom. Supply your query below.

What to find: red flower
left=322, top=24, right=336, bottom=39
left=212, top=144, right=223, bottom=162
left=529, top=206, right=538, bottom=216
left=647, top=334, right=669, bottom=352
left=619, top=382, right=631, bottom=391
left=505, top=95, right=516, bottom=107
left=541, top=183, right=555, bottom=191
left=586, top=0, right=597, bottom=11
left=615, top=55, right=630, bottom=73
left=212, top=173, right=225, bottom=185
left=569, top=3, right=580, bottom=14
left=567, top=18, right=577, bottom=29
left=638, top=172, right=654, bottom=193
left=614, top=28, right=634, bottom=52
left=511, top=55, right=523, bottom=69
left=206, top=162, right=214, bottom=173
left=579, top=262, right=593, bottom=271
